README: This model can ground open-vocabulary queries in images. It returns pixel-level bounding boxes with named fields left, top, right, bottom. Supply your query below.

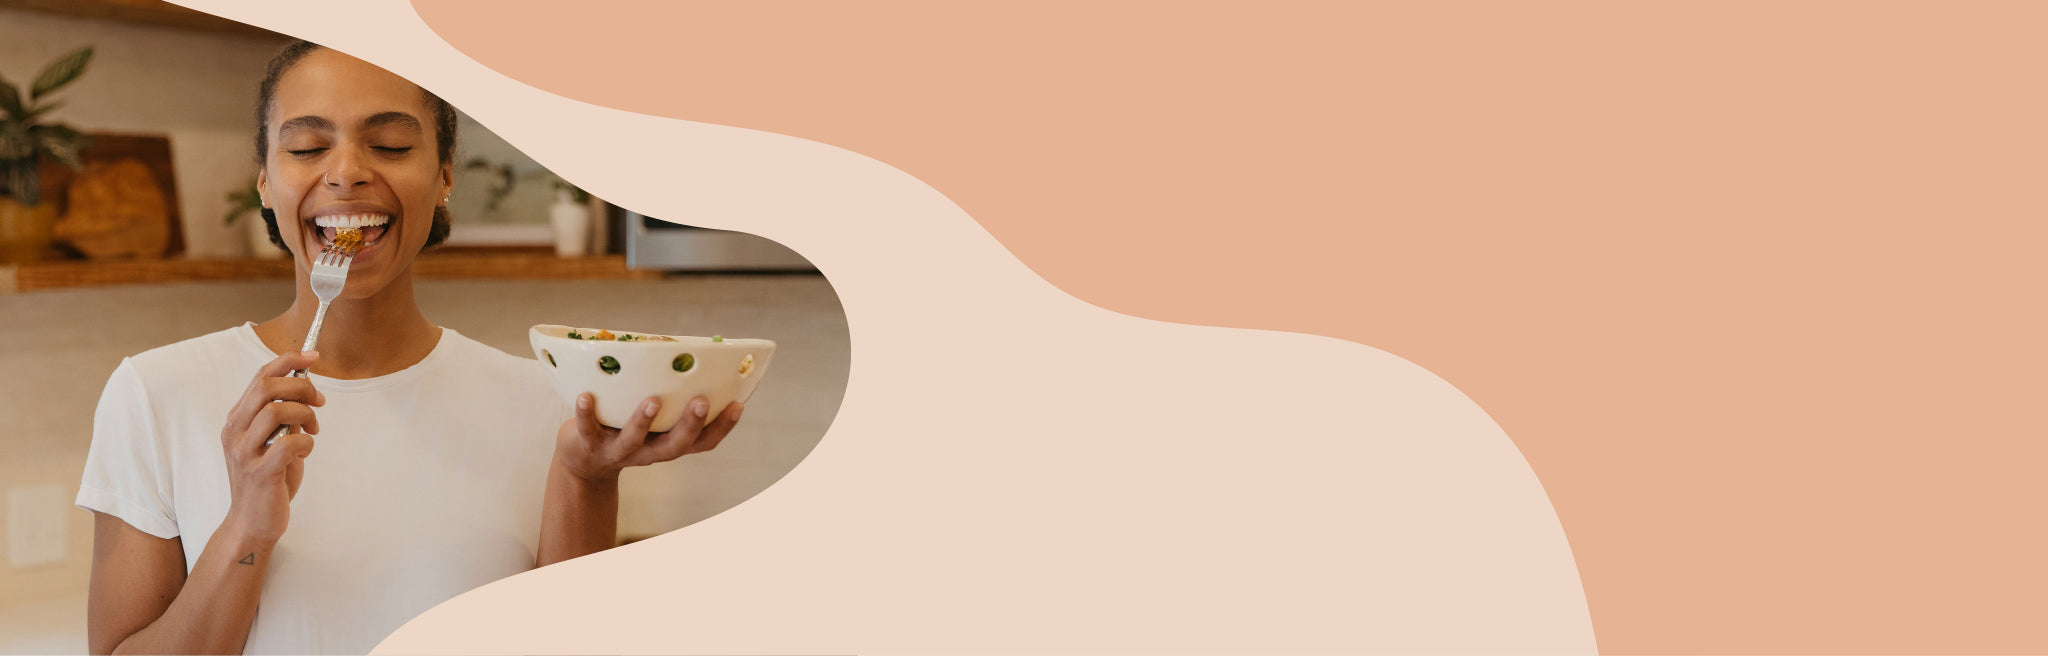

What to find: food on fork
left=314, top=213, right=385, bottom=249
left=326, top=226, right=364, bottom=253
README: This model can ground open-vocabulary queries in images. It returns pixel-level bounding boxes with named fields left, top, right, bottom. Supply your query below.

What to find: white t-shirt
left=75, top=322, right=570, bottom=654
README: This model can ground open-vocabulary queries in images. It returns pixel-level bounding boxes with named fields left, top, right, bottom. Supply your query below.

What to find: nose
left=324, top=149, right=371, bottom=189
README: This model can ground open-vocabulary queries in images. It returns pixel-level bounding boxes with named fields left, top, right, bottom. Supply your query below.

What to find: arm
left=87, top=512, right=273, bottom=655
left=537, top=461, right=619, bottom=567
left=538, top=393, right=742, bottom=567
left=87, top=349, right=323, bottom=654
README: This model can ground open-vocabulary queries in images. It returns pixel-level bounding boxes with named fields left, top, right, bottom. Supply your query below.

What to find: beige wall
left=0, top=274, right=847, bottom=645
left=0, top=8, right=290, bottom=258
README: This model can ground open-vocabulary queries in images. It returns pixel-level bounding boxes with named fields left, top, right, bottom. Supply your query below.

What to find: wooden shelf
left=1, top=253, right=663, bottom=293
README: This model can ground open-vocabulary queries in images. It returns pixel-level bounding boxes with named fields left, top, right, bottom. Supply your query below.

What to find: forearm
left=538, top=458, right=620, bottom=567
left=110, top=524, right=271, bottom=655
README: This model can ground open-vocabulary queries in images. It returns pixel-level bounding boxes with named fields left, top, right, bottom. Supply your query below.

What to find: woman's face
left=259, top=48, right=451, bottom=297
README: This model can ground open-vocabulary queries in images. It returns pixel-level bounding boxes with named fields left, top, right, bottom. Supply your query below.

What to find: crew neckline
left=233, top=321, right=459, bottom=392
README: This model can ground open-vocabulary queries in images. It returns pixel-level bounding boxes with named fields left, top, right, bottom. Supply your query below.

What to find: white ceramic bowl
left=529, top=324, right=775, bottom=432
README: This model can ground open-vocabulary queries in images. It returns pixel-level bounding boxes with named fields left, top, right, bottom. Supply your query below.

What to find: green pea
left=673, top=353, right=695, bottom=372
left=598, top=355, right=621, bottom=375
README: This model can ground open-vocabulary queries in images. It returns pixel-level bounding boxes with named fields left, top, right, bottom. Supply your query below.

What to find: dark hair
left=253, top=40, right=456, bottom=252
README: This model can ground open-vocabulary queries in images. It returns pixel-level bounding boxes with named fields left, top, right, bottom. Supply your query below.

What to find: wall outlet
left=8, top=485, right=69, bottom=569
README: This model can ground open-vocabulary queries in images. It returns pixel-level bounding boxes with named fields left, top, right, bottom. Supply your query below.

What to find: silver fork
left=266, top=231, right=360, bottom=446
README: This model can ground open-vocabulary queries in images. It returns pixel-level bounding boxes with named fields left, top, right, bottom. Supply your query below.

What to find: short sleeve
left=75, top=357, right=180, bottom=539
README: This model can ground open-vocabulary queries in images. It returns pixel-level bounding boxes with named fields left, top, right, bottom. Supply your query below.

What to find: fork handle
left=265, top=299, right=331, bottom=446
left=263, top=369, right=313, bottom=446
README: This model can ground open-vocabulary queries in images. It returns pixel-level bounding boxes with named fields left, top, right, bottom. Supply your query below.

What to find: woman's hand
left=554, top=393, right=744, bottom=482
left=218, top=350, right=323, bottom=545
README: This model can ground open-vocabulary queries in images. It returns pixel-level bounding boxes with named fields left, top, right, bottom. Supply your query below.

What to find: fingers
left=573, top=393, right=609, bottom=446
left=608, top=396, right=661, bottom=461
left=266, top=431, right=316, bottom=465
left=637, top=397, right=707, bottom=464
left=258, top=349, right=320, bottom=379
left=226, top=352, right=323, bottom=449
left=271, top=432, right=314, bottom=500
left=687, top=402, right=744, bottom=455
left=245, top=401, right=318, bottom=454
left=641, top=398, right=745, bottom=464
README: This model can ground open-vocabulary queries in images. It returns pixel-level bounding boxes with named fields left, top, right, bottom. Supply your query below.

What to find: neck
left=254, top=260, right=440, bottom=380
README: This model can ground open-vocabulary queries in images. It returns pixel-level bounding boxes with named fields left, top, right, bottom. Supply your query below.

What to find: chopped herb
left=598, top=356, right=621, bottom=375
left=568, top=330, right=583, bottom=340
left=712, top=335, right=724, bottom=342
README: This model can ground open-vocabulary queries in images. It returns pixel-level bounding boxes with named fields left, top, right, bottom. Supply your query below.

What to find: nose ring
left=324, top=172, right=337, bottom=186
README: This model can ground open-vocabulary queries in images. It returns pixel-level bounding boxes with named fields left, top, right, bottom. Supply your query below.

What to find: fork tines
left=322, top=228, right=364, bottom=262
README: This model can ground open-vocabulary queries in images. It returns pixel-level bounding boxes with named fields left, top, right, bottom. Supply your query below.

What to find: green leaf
left=31, top=123, right=86, bottom=170
left=20, top=101, right=62, bottom=123
left=0, top=121, right=32, bottom=160
left=30, top=47, right=93, bottom=101
left=223, top=185, right=263, bottom=224
left=0, top=78, right=24, bottom=119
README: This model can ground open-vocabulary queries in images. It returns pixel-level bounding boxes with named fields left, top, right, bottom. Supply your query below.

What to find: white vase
left=244, top=209, right=285, bottom=259
left=549, top=189, right=590, bottom=257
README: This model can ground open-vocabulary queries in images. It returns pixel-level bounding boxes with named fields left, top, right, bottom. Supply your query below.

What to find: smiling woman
left=71, top=40, right=747, bottom=655
left=254, top=41, right=455, bottom=281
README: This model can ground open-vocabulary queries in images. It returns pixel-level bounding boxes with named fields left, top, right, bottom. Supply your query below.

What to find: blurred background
left=0, top=1, right=846, bottom=651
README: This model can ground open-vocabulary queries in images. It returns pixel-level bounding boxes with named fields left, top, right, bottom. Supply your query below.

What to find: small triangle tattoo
left=238, top=552, right=255, bottom=565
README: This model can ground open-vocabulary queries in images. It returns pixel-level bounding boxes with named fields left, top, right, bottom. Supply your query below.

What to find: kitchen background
left=0, top=2, right=848, bottom=651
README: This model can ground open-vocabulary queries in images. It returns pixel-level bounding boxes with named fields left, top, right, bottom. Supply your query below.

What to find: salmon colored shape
left=167, top=1, right=1598, bottom=652
left=166, top=0, right=2046, bottom=652
left=397, top=1, right=2048, bottom=653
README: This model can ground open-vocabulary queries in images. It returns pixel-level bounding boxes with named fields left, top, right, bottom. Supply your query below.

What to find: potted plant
left=0, top=46, right=93, bottom=263
left=545, top=174, right=592, bottom=257
left=464, top=156, right=596, bottom=257
left=223, top=177, right=280, bottom=258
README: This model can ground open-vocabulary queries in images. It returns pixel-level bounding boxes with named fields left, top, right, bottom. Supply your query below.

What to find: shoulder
left=119, top=324, right=267, bottom=399
left=435, top=329, right=558, bottom=402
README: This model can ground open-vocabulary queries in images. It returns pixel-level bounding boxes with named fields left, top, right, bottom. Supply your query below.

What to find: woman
left=74, top=41, right=743, bottom=654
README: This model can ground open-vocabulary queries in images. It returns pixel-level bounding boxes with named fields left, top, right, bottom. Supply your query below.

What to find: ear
left=257, top=169, right=270, bottom=207
left=440, top=160, right=455, bottom=202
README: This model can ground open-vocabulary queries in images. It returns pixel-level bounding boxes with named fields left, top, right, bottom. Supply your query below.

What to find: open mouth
left=311, top=213, right=392, bottom=250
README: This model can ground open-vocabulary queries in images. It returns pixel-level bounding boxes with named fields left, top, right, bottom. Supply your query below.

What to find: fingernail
left=645, top=400, right=661, bottom=417
left=305, top=350, right=319, bottom=359
left=577, top=394, right=591, bottom=410
left=691, top=399, right=708, bottom=417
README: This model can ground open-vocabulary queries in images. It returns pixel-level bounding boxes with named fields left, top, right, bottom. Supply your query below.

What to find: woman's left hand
left=554, top=393, right=744, bottom=482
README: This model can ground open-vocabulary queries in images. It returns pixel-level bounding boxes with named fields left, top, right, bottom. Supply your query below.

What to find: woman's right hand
left=219, top=350, right=324, bottom=545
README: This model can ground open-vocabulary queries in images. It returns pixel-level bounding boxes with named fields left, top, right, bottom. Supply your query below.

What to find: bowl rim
left=529, top=324, right=775, bottom=348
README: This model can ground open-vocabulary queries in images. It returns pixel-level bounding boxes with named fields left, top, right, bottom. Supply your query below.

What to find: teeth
left=312, top=213, right=391, bottom=228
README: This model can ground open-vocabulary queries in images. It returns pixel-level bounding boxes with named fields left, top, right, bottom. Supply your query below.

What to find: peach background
left=178, top=1, right=1599, bottom=653
left=178, top=0, right=2043, bottom=653
left=402, top=2, right=2047, bottom=653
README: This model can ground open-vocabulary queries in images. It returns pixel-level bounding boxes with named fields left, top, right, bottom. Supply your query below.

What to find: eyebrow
left=277, top=112, right=424, bottom=139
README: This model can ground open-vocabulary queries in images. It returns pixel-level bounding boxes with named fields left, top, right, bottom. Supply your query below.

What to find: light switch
left=8, top=485, right=69, bottom=569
